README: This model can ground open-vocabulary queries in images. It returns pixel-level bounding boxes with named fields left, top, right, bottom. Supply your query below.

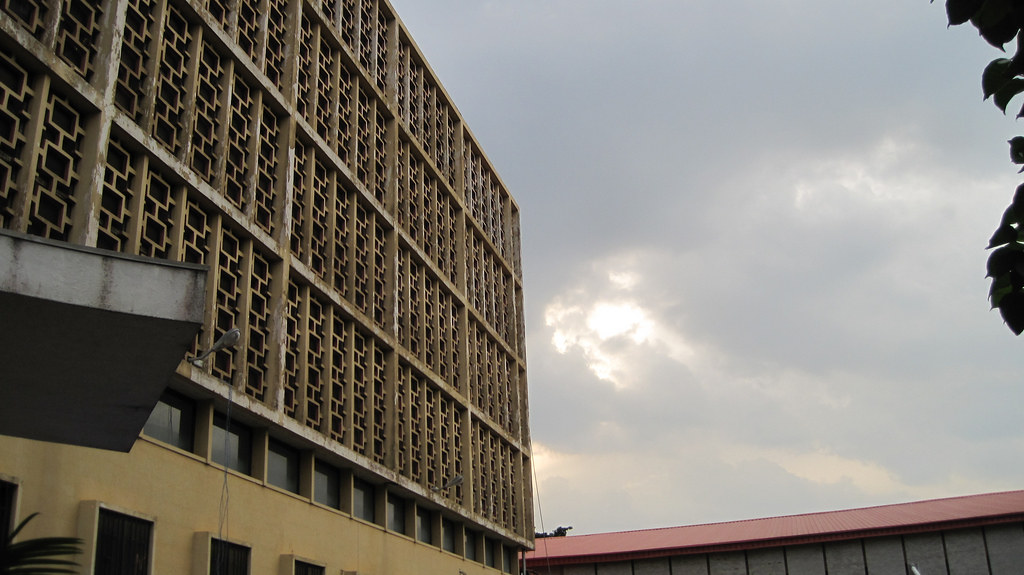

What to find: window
left=485, top=537, right=496, bottom=567
left=210, top=538, right=249, bottom=575
left=143, top=390, right=195, bottom=451
left=211, top=413, right=251, bottom=475
left=441, top=518, right=456, bottom=552
left=416, top=507, right=432, bottom=544
left=352, top=478, right=375, bottom=522
left=313, top=460, right=340, bottom=509
left=267, top=439, right=299, bottom=493
left=387, top=494, right=406, bottom=535
left=464, top=529, right=478, bottom=562
left=503, top=547, right=515, bottom=573
left=0, top=479, right=16, bottom=543
left=95, top=508, right=152, bottom=575
left=294, top=559, right=324, bottom=575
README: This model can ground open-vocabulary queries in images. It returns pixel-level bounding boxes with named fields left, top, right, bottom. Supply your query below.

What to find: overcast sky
left=388, top=0, right=1024, bottom=535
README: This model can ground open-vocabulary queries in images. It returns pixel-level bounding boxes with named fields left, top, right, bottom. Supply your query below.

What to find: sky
left=388, top=0, right=1024, bottom=535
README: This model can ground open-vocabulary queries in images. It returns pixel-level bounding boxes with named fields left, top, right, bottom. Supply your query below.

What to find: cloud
left=545, top=267, right=698, bottom=389
left=391, top=0, right=1024, bottom=535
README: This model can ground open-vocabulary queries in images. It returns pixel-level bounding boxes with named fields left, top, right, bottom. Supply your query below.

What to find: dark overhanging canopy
left=0, top=230, right=206, bottom=452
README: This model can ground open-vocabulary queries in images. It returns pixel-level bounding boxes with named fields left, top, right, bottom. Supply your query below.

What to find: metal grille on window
left=210, top=539, right=248, bottom=575
left=294, top=560, right=324, bottom=575
left=95, top=508, right=152, bottom=575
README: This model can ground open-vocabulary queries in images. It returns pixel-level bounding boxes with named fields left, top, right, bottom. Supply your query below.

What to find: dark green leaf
left=998, top=290, right=1024, bottom=334
left=1010, top=136, right=1024, bottom=163
left=947, top=0, right=986, bottom=26
left=988, top=223, right=1018, bottom=247
left=1009, top=183, right=1024, bottom=221
left=1001, top=203, right=1020, bottom=227
left=986, top=244, right=1024, bottom=277
left=971, top=0, right=1017, bottom=48
left=994, top=78, right=1024, bottom=112
left=979, top=19, right=1021, bottom=48
left=983, top=58, right=1016, bottom=98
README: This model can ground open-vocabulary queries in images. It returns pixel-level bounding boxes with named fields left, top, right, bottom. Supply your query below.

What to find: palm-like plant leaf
left=0, top=513, right=82, bottom=575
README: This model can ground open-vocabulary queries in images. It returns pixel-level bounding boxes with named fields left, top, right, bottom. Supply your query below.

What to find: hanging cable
left=531, top=453, right=554, bottom=575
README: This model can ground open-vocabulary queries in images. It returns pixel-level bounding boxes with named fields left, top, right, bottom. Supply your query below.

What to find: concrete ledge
left=0, top=230, right=207, bottom=451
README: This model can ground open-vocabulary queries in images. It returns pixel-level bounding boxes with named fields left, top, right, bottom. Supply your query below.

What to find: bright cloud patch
left=545, top=267, right=695, bottom=389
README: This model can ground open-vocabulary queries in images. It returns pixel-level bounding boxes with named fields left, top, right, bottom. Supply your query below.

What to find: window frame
left=266, top=438, right=300, bottom=494
left=0, top=476, right=19, bottom=544
left=211, top=412, right=253, bottom=476
left=352, top=478, right=375, bottom=523
left=77, top=501, right=155, bottom=575
left=386, top=492, right=406, bottom=535
left=312, top=459, right=340, bottom=509
left=194, top=532, right=251, bottom=575
left=415, top=506, right=433, bottom=544
left=286, top=556, right=326, bottom=575
left=142, top=389, right=196, bottom=452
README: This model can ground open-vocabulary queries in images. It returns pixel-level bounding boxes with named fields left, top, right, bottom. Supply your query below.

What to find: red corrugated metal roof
left=525, top=490, right=1024, bottom=566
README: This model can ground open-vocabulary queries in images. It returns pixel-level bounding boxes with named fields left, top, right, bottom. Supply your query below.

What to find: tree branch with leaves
left=938, top=0, right=1024, bottom=333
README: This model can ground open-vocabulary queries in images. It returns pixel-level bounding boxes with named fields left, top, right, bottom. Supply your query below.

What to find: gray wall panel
left=709, top=551, right=746, bottom=575
left=943, top=528, right=988, bottom=575
left=672, top=555, right=710, bottom=575
left=746, top=547, right=786, bottom=575
left=904, top=533, right=949, bottom=575
left=785, top=544, right=825, bottom=575
left=864, top=537, right=905, bottom=574
left=986, top=523, right=1024, bottom=575
left=566, top=565, right=597, bottom=575
left=634, top=558, right=671, bottom=575
left=824, top=540, right=866, bottom=575
left=596, top=562, right=632, bottom=575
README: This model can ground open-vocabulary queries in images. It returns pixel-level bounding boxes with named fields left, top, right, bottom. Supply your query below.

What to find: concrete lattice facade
left=0, top=0, right=530, bottom=573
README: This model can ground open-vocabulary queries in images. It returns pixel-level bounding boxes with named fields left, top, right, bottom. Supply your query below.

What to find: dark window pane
left=210, top=538, right=249, bottom=575
left=485, top=537, right=496, bottom=567
left=465, top=529, right=478, bottom=561
left=294, top=560, right=324, bottom=575
left=267, top=439, right=299, bottom=493
left=212, top=413, right=251, bottom=475
left=416, top=507, right=432, bottom=544
left=96, top=508, right=152, bottom=575
left=143, top=390, right=195, bottom=451
left=442, top=518, right=456, bottom=552
left=353, top=478, right=375, bottom=522
left=387, top=494, right=405, bottom=534
left=313, top=460, right=340, bottom=509
left=503, top=547, right=515, bottom=573
left=0, top=480, right=16, bottom=544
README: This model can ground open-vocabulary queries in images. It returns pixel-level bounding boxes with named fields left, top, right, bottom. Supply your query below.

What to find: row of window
left=141, top=389, right=520, bottom=572
left=0, top=474, right=519, bottom=574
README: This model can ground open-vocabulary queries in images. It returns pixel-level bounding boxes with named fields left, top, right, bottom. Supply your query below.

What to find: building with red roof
left=525, top=490, right=1024, bottom=575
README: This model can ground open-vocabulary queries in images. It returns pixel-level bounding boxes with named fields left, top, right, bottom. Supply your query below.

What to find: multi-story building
left=0, top=0, right=531, bottom=573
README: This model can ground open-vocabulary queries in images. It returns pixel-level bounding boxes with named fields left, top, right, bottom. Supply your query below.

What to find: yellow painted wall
left=0, top=435, right=506, bottom=575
